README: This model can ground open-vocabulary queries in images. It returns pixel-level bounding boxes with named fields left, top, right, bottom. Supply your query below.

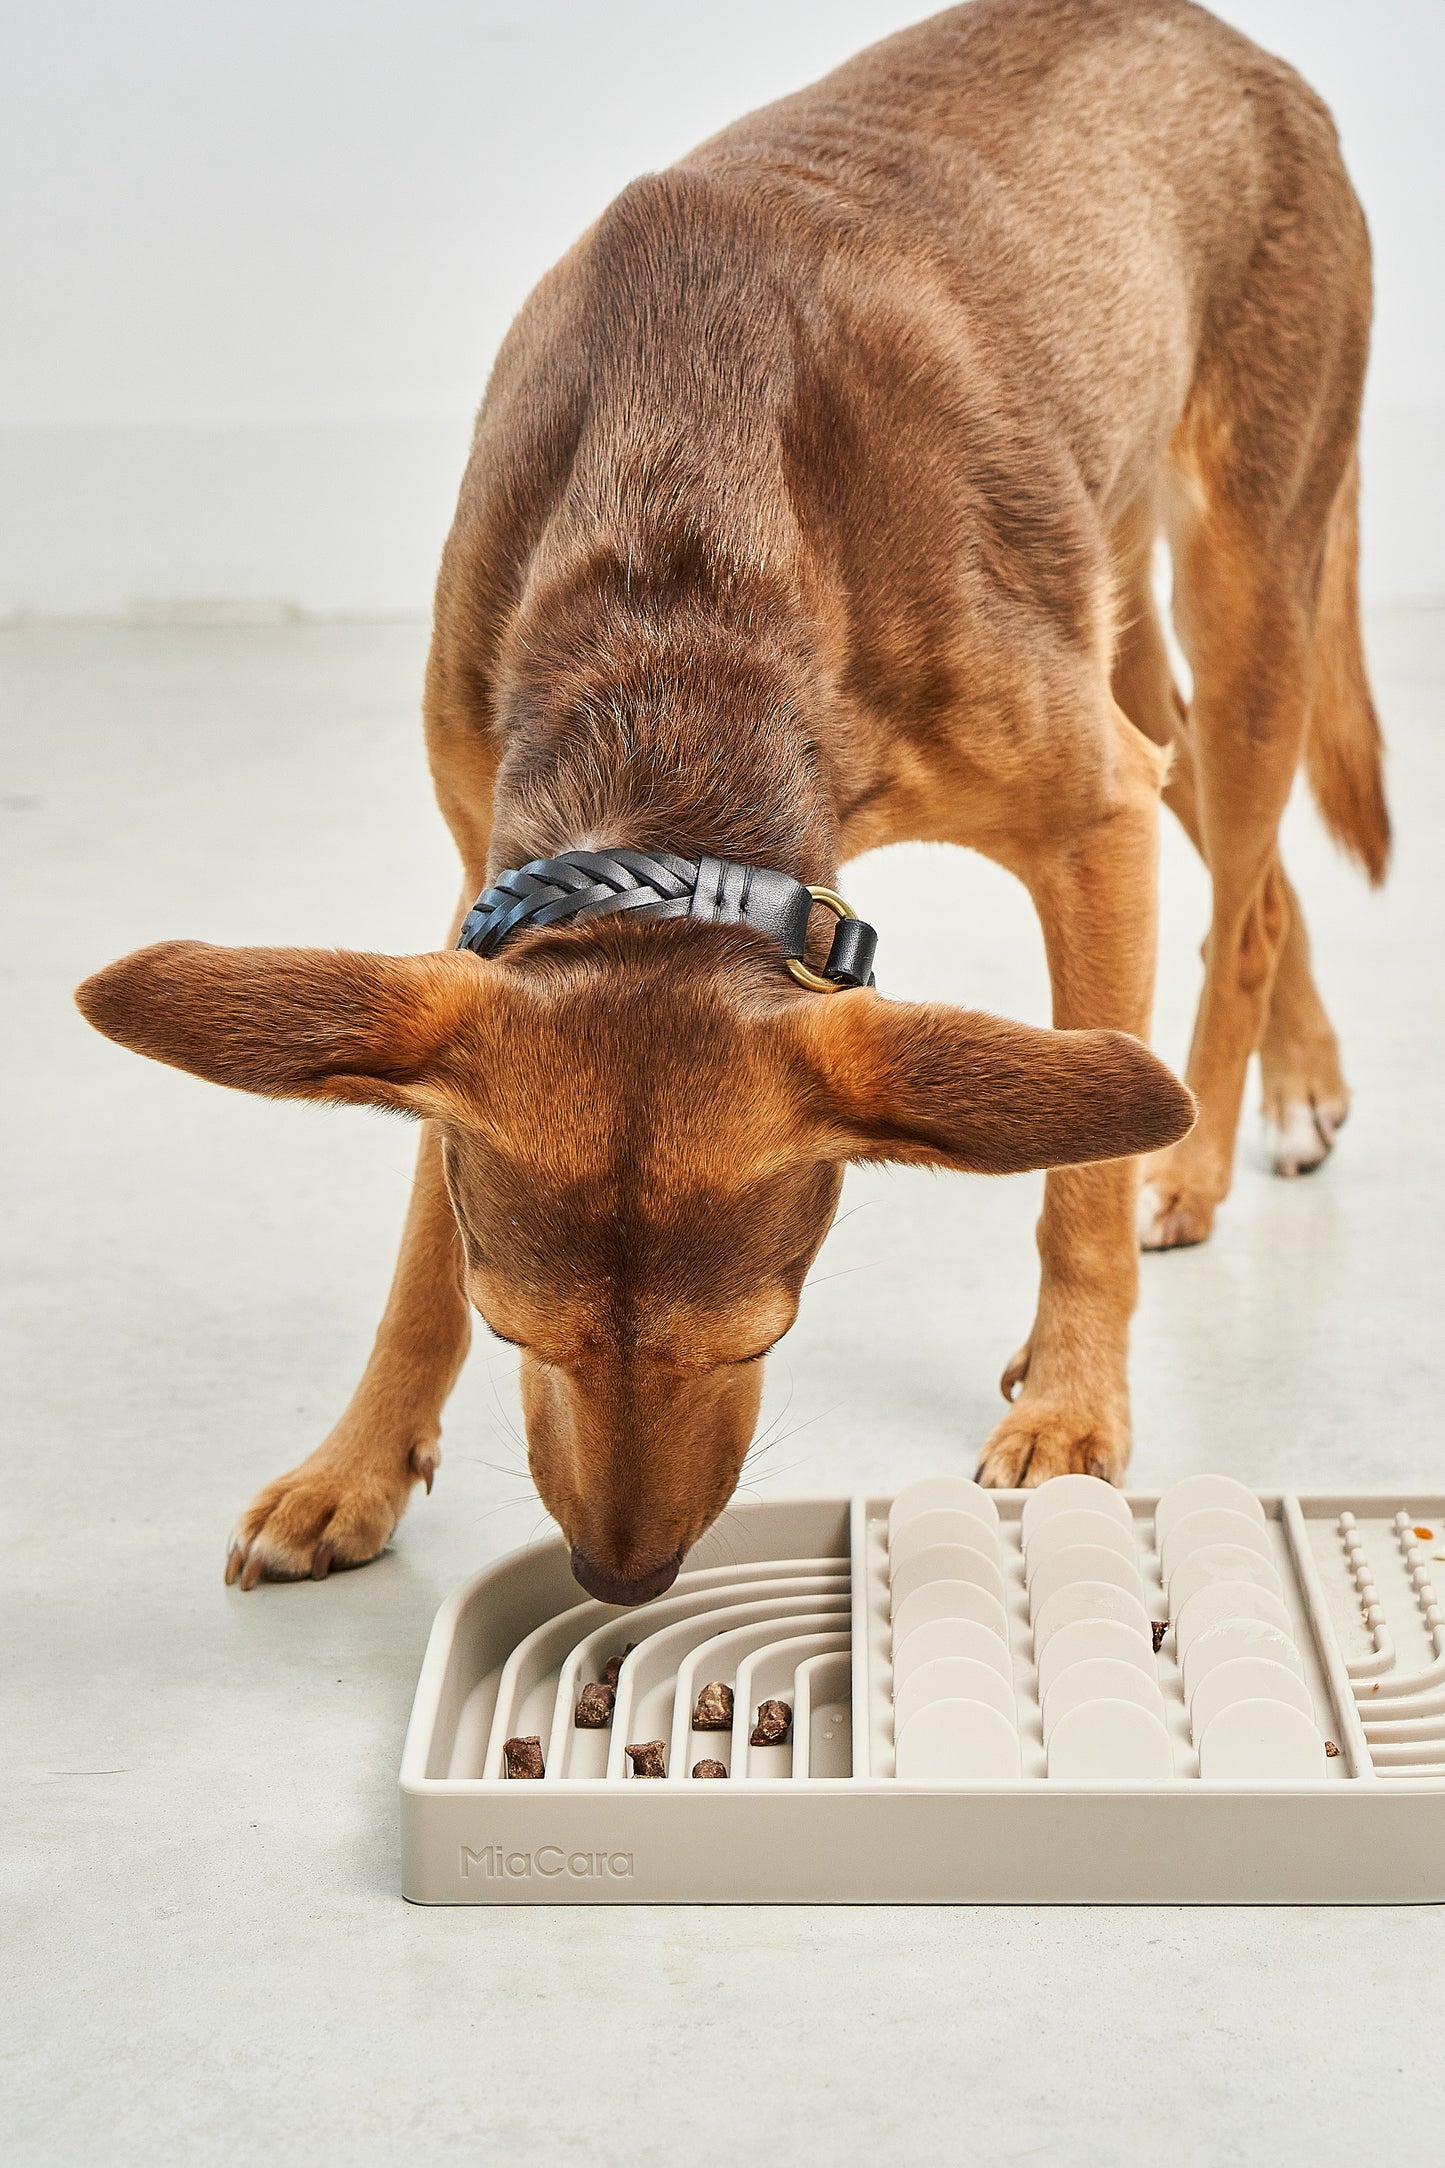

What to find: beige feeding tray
left=400, top=1474, right=1445, bottom=1903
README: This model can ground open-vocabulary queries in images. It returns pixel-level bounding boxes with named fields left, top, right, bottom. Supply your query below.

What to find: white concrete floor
left=5, top=608, right=1444, bottom=2164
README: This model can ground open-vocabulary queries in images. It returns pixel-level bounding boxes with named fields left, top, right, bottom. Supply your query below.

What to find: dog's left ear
left=788, top=991, right=1194, bottom=1174
left=75, top=940, right=515, bottom=1118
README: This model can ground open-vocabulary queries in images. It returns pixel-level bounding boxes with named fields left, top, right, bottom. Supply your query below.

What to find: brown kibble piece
left=1151, top=1620, right=1168, bottom=1654
left=574, top=1682, right=615, bottom=1728
left=625, top=1740, right=666, bottom=1777
left=692, top=1758, right=728, bottom=1779
left=692, top=1681, right=734, bottom=1731
left=1325, top=1740, right=1340, bottom=1758
left=749, top=1697, right=792, bottom=1746
left=601, top=1642, right=637, bottom=1691
left=503, top=1735, right=544, bottom=1780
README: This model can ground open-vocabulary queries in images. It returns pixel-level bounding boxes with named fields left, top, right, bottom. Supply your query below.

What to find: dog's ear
left=789, top=991, right=1194, bottom=1174
left=75, top=941, right=511, bottom=1117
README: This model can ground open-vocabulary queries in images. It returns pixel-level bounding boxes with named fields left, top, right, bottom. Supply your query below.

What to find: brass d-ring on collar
left=787, top=886, right=863, bottom=992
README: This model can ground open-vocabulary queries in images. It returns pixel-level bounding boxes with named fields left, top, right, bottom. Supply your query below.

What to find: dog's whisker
left=749, top=1368, right=797, bottom=1452
left=827, top=1197, right=880, bottom=1233
left=749, top=1397, right=836, bottom=1456
left=469, top=1494, right=542, bottom=1526
left=706, top=1508, right=747, bottom=1571
left=484, top=1372, right=529, bottom=1458
left=803, top=1258, right=882, bottom=1291
left=735, top=1453, right=809, bottom=1492
left=472, top=1453, right=531, bottom=1482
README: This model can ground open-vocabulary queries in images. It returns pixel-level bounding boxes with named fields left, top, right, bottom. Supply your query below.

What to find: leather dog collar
left=456, top=848, right=878, bottom=991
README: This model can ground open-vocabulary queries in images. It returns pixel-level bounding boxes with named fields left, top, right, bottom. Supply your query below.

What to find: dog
left=77, top=0, right=1386, bottom=1603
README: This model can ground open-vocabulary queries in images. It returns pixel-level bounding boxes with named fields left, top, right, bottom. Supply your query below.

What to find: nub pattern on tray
left=1339, top=1508, right=1445, bottom=1776
left=886, top=1473, right=1328, bottom=1780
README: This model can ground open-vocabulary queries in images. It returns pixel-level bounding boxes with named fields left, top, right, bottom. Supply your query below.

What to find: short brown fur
left=77, top=0, right=1384, bottom=1596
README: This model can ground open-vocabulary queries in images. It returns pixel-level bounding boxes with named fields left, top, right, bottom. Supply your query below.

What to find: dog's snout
left=569, top=1547, right=683, bottom=1607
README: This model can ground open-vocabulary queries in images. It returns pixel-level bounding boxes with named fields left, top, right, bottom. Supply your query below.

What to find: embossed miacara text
left=461, top=1844, right=634, bottom=1880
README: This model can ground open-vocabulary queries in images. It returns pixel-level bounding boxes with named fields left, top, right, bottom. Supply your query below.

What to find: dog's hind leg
left=1138, top=459, right=1376, bottom=1245
left=1111, top=526, right=1355, bottom=1184
left=1260, top=455, right=1386, bottom=1174
left=1134, top=114, right=1380, bottom=1250
left=1134, top=488, right=1315, bottom=1251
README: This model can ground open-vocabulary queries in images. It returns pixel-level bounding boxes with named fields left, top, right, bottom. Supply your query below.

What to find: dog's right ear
left=75, top=941, right=513, bottom=1118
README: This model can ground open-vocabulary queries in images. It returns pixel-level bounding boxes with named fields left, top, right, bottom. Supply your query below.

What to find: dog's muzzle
left=457, top=848, right=878, bottom=992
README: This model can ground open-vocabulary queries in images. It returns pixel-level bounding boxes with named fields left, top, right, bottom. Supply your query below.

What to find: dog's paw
left=224, top=1439, right=437, bottom=1589
left=1137, top=1174, right=1216, bottom=1251
left=1262, top=1095, right=1347, bottom=1178
left=1260, top=1022, right=1349, bottom=1178
left=974, top=1403, right=1127, bottom=1490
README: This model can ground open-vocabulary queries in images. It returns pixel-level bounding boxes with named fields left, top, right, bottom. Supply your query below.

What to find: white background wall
left=3, top=0, right=1442, bottom=615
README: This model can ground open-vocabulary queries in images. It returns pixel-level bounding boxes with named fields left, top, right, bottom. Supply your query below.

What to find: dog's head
left=76, top=923, right=1192, bottom=1599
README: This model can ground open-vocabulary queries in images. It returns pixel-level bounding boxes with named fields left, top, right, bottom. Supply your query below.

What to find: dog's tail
left=1304, top=453, right=1390, bottom=886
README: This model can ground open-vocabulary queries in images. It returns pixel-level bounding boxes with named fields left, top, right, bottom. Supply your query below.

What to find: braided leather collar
left=456, top=849, right=878, bottom=991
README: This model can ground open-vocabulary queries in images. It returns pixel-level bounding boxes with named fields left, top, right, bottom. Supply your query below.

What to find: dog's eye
left=737, top=1341, right=780, bottom=1365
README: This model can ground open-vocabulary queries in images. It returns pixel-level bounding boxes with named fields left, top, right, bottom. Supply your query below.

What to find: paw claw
left=224, top=1543, right=243, bottom=1587
left=409, top=1443, right=439, bottom=1496
left=999, top=1342, right=1032, bottom=1404
left=311, top=1540, right=334, bottom=1581
left=239, top=1548, right=265, bottom=1592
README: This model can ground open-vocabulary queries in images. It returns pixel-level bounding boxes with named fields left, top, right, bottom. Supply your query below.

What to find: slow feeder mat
left=399, top=1476, right=1445, bottom=1903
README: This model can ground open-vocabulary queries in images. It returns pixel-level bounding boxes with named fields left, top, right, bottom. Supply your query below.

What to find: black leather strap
left=456, top=848, right=878, bottom=989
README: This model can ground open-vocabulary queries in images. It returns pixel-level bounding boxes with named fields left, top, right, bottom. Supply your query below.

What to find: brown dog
left=77, top=0, right=1386, bottom=1602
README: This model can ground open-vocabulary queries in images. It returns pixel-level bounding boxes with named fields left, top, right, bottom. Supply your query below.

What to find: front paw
left=225, top=1437, right=437, bottom=1589
left=975, top=1401, right=1128, bottom=1489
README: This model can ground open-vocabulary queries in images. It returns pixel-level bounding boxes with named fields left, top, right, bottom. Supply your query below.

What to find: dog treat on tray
left=692, top=1681, right=734, bottom=1731
left=692, top=1759, right=728, bottom=1780
left=574, top=1682, right=615, bottom=1728
left=625, top=1740, right=666, bottom=1778
left=503, top=1736, right=545, bottom=1780
left=601, top=1643, right=637, bottom=1691
left=749, top=1698, right=793, bottom=1746
left=1152, top=1620, right=1169, bottom=1654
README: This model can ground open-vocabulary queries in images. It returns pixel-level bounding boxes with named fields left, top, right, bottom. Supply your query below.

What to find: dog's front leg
left=226, top=1120, right=472, bottom=1584
left=975, top=715, right=1166, bottom=1488
left=224, top=882, right=487, bottom=1585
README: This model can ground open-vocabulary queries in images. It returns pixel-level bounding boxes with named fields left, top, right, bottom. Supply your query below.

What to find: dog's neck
left=486, top=473, right=846, bottom=887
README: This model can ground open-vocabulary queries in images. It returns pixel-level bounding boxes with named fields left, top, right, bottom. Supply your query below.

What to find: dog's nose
left=569, top=1547, right=682, bottom=1606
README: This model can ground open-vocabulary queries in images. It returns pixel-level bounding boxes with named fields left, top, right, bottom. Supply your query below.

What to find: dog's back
left=452, top=0, right=1360, bottom=575
left=694, top=0, right=1352, bottom=487
left=435, top=0, right=1371, bottom=873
